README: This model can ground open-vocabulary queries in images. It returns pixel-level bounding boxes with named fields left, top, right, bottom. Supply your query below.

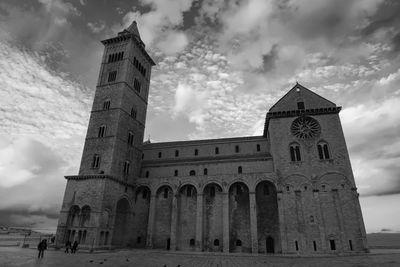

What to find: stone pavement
left=1, top=247, right=400, bottom=267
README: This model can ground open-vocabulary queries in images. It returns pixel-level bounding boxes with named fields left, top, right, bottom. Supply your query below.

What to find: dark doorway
left=266, top=236, right=274, bottom=253
left=330, top=240, right=336, bottom=251
left=166, top=238, right=171, bottom=250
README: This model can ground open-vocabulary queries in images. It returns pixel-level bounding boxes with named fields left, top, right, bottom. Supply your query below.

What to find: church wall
left=176, top=186, right=197, bottom=251
left=131, top=187, right=150, bottom=248
left=153, top=186, right=173, bottom=249
left=229, top=183, right=251, bottom=253
left=203, top=184, right=223, bottom=252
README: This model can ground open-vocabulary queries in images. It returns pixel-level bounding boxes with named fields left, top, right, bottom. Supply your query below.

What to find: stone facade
left=56, top=22, right=368, bottom=254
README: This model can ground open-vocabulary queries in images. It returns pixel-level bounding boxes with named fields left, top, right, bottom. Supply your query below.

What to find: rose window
left=290, top=116, right=321, bottom=139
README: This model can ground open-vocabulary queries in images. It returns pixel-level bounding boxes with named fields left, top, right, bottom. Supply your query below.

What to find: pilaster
left=249, top=191, right=258, bottom=253
left=146, top=194, right=156, bottom=248
left=195, top=193, right=203, bottom=251
left=222, top=192, right=229, bottom=252
left=170, top=193, right=178, bottom=250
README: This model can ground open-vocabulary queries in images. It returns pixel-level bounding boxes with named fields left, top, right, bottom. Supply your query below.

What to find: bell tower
left=79, top=21, right=155, bottom=183
left=56, top=21, right=155, bottom=248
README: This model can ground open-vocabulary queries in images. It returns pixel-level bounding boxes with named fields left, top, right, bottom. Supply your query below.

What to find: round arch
left=111, top=198, right=131, bottom=247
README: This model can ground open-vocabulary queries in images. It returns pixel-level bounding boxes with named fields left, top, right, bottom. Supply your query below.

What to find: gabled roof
left=269, top=83, right=336, bottom=112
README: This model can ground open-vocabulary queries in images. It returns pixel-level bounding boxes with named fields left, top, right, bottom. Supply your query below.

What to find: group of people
left=64, top=240, right=79, bottom=253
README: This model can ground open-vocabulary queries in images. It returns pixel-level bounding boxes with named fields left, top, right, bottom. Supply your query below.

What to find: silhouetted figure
left=37, top=239, right=47, bottom=258
left=65, top=240, right=72, bottom=253
left=71, top=240, right=79, bottom=253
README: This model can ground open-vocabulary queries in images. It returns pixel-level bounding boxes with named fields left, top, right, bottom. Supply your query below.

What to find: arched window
left=257, top=144, right=261, bottom=152
left=80, top=205, right=91, bottom=227
left=289, top=143, right=301, bottom=161
left=297, top=101, right=305, bottom=110
left=317, top=141, right=330, bottom=160
left=123, top=161, right=130, bottom=175
left=103, top=100, right=111, bottom=110
left=175, top=150, right=179, bottom=157
left=98, top=125, right=106, bottom=138
left=235, top=145, right=239, bottom=153
left=158, top=152, right=162, bottom=158
left=128, top=131, right=134, bottom=146
left=189, top=170, right=196, bottom=176
left=92, top=154, right=100, bottom=168
left=238, top=166, right=242, bottom=174
left=214, top=239, right=219, bottom=246
left=190, top=239, right=195, bottom=246
left=131, top=107, right=137, bottom=119
left=203, top=168, right=208, bottom=175
left=236, top=239, right=242, bottom=246
left=194, top=149, right=198, bottom=156
left=174, top=170, right=178, bottom=176
left=215, top=147, right=219, bottom=154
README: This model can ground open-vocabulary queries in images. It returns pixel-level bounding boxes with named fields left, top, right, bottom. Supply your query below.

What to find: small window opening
left=235, top=145, right=239, bottom=153
left=189, top=170, right=196, bottom=176
left=295, top=240, right=299, bottom=251
left=103, top=100, right=111, bottom=110
left=310, top=216, right=314, bottom=223
left=98, top=125, right=106, bottom=138
left=145, top=171, right=149, bottom=178
left=290, top=144, right=301, bottom=162
left=214, top=239, right=219, bottom=246
left=313, top=240, right=317, bottom=251
left=128, top=132, right=134, bottom=146
left=286, top=186, right=290, bottom=192
left=203, top=168, right=208, bottom=175
left=175, top=150, right=179, bottom=157
left=330, top=240, right=336, bottom=251
left=174, top=170, right=178, bottom=176
left=123, top=161, right=130, bottom=175
left=236, top=240, right=242, bottom=246
left=257, top=144, right=261, bottom=152
left=297, top=101, right=305, bottom=110
left=194, top=149, right=198, bottom=156
left=108, top=71, right=117, bottom=82
left=190, top=239, right=195, bottom=246
left=215, top=147, right=219, bottom=154
left=92, top=154, right=100, bottom=168
left=238, top=166, right=242, bottom=174
left=137, top=237, right=141, bottom=244
left=158, top=152, right=162, bottom=158
left=131, top=107, right=137, bottom=119
left=349, top=240, right=353, bottom=251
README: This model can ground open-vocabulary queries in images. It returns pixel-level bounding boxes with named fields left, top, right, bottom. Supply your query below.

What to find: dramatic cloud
left=1, top=0, right=400, bottom=233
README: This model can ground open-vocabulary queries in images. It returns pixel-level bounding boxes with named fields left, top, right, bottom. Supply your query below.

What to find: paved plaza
left=1, top=247, right=400, bottom=267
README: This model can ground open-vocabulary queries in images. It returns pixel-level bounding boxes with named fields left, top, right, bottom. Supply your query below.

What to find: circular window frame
left=290, top=116, right=321, bottom=139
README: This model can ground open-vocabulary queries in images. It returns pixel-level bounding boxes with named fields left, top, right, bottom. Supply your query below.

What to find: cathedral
left=56, top=21, right=368, bottom=254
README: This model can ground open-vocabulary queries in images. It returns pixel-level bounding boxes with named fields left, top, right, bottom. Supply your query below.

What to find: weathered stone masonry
left=56, top=21, right=368, bottom=254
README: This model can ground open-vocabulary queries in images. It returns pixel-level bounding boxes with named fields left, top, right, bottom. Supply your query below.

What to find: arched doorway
left=153, top=185, right=173, bottom=249
left=203, top=183, right=223, bottom=252
left=255, top=181, right=279, bottom=254
left=229, top=182, right=251, bottom=253
left=112, top=198, right=131, bottom=246
left=177, top=184, right=197, bottom=251
left=266, top=236, right=274, bottom=253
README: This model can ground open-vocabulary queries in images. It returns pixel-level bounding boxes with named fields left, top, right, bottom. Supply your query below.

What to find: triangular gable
left=269, top=83, right=336, bottom=112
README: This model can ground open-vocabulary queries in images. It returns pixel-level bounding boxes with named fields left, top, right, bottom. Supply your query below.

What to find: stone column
left=314, top=190, right=327, bottom=251
left=195, top=193, right=203, bottom=251
left=222, top=192, right=229, bottom=253
left=146, top=194, right=156, bottom=248
left=249, top=191, right=258, bottom=253
left=277, top=191, right=287, bottom=253
left=170, top=193, right=178, bottom=251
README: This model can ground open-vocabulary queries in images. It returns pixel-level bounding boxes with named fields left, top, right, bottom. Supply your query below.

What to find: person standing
left=72, top=240, right=79, bottom=253
left=65, top=240, right=72, bottom=253
left=37, top=239, right=47, bottom=259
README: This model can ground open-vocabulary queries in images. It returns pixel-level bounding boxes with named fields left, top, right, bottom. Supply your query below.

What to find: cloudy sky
left=0, top=0, right=399, bottom=233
